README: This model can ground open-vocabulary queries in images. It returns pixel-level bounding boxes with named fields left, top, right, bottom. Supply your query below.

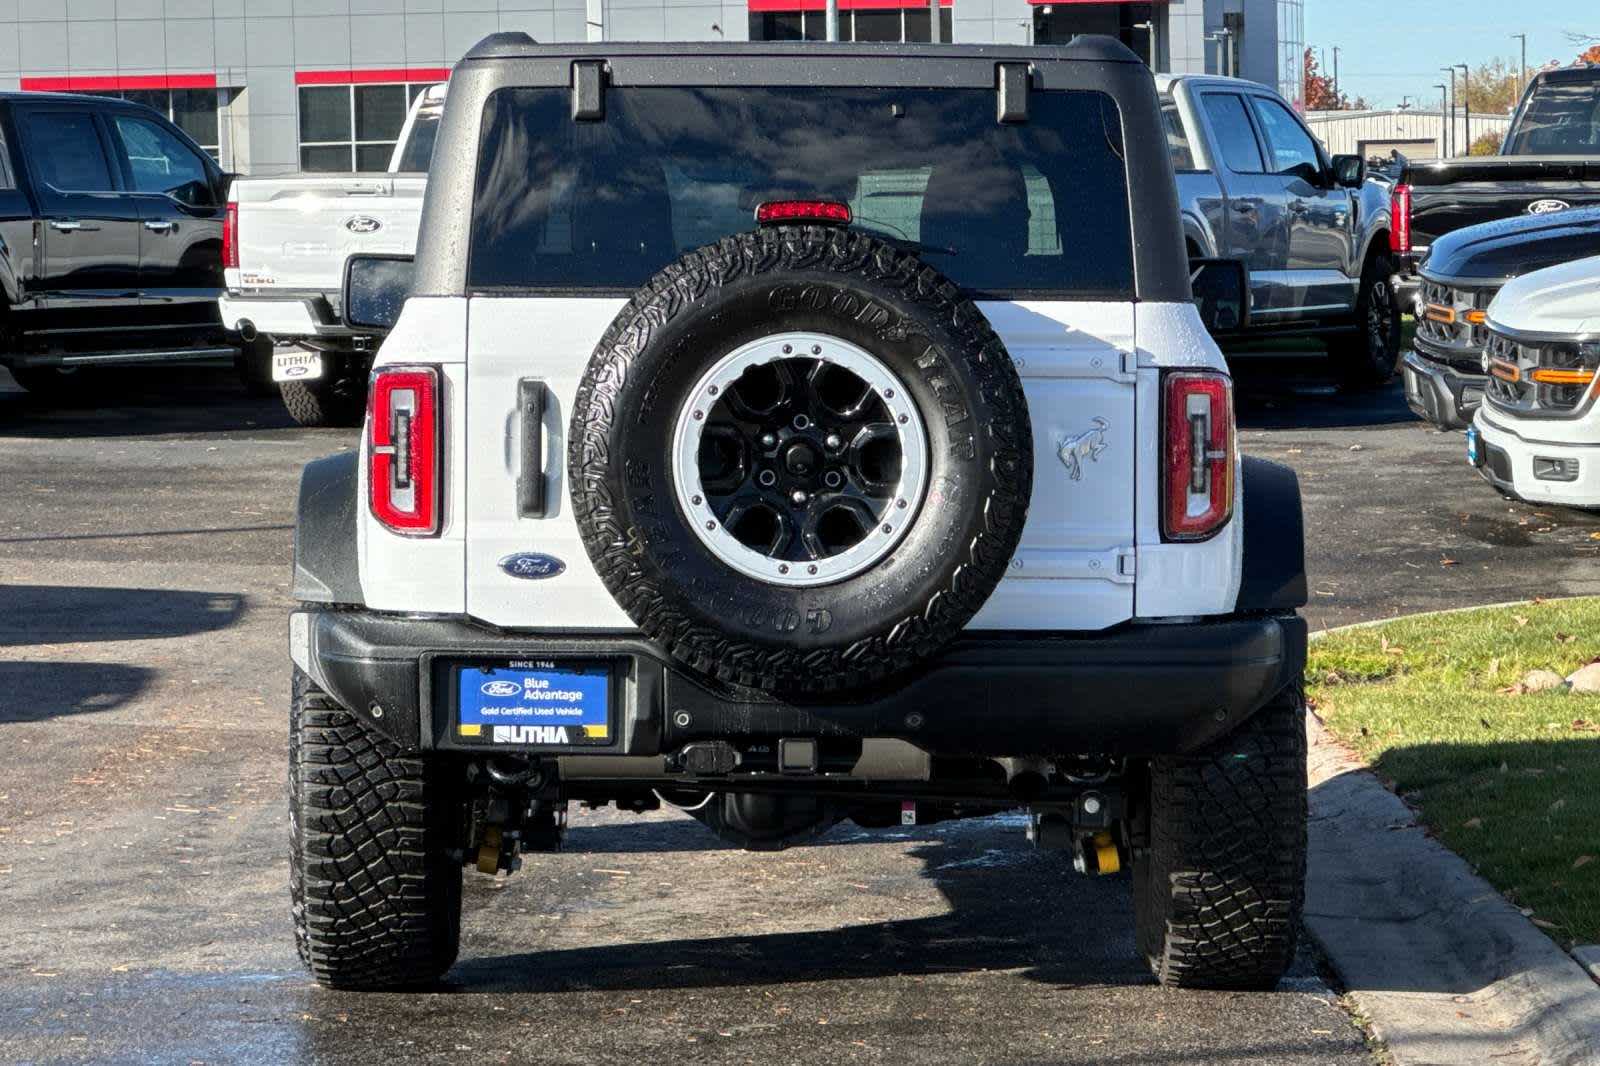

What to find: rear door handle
left=142, top=220, right=175, bottom=232
left=516, top=379, right=548, bottom=518
left=48, top=219, right=95, bottom=232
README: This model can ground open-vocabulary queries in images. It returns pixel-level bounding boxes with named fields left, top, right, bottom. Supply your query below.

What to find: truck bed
left=226, top=173, right=427, bottom=295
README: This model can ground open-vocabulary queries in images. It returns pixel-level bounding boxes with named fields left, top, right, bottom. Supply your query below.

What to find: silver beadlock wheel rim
left=671, top=331, right=929, bottom=588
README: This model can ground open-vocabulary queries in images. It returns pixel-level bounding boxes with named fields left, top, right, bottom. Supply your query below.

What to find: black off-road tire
left=289, top=668, right=462, bottom=990
left=568, top=225, right=1032, bottom=696
left=9, top=365, right=98, bottom=401
left=1134, top=686, right=1307, bottom=990
left=281, top=375, right=367, bottom=428
left=1330, top=250, right=1402, bottom=388
left=234, top=337, right=278, bottom=397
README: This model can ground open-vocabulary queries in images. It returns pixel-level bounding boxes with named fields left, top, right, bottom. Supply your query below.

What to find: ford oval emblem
left=1527, top=199, right=1571, bottom=215
left=481, top=680, right=521, bottom=697
left=500, top=552, right=566, bottom=580
left=344, top=214, right=383, bottom=234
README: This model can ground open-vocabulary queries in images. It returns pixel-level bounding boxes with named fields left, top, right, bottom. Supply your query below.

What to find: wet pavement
left=2, top=355, right=1595, bottom=1065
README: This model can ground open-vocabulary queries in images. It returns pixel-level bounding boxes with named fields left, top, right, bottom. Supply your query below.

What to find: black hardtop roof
left=461, top=33, right=1142, bottom=67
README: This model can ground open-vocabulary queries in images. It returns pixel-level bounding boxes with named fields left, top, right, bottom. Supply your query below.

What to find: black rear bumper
left=291, top=609, right=1306, bottom=761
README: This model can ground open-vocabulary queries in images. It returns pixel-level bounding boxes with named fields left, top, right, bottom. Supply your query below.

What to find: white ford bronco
left=287, top=35, right=1310, bottom=992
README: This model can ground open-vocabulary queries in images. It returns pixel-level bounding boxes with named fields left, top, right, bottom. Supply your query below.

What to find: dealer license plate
left=455, top=661, right=611, bottom=746
left=271, top=350, right=323, bottom=383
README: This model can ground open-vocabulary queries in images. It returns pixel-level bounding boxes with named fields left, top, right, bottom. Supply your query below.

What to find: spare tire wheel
left=568, top=225, right=1032, bottom=695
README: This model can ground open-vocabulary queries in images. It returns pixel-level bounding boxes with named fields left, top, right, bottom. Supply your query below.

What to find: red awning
left=749, top=0, right=950, bottom=9
left=21, top=73, right=218, bottom=92
left=295, top=67, right=451, bottom=86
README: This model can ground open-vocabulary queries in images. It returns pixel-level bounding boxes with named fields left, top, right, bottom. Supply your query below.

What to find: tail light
left=1163, top=371, right=1234, bottom=542
left=223, top=201, right=239, bottom=270
left=368, top=366, right=440, bottom=536
left=755, top=200, right=852, bottom=226
left=1388, top=183, right=1412, bottom=255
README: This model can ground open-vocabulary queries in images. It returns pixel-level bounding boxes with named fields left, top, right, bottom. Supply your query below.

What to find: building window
left=43, top=88, right=227, bottom=162
left=749, top=7, right=951, bottom=43
left=298, top=83, right=434, bottom=173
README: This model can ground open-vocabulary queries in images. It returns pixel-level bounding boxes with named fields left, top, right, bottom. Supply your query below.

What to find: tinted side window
left=468, top=86, right=1134, bottom=297
left=113, top=115, right=212, bottom=204
left=1200, top=93, right=1265, bottom=175
left=1161, top=101, right=1197, bottom=171
left=1249, top=97, right=1322, bottom=175
left=24, top=111, right=115, bottom=192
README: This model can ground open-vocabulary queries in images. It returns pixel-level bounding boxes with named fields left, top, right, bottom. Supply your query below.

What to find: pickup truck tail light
left=1163, top=371, right=1234, bottom=542
left=1388, top=183, right=1412, bottom=255
left=223, top=201, right=239, bottom=270
left=368, top=367, right=440, bottom=536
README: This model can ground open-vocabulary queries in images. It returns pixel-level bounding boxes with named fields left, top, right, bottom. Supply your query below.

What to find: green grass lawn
left=1310, top=598, right=1600, bottom=946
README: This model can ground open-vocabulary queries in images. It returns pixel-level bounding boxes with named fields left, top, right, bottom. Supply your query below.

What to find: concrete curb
left=1305, top=713, right=1600, bottom=1065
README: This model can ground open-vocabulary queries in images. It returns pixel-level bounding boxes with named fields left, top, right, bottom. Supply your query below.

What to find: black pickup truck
left=0, top=91, right=263, bottom=397
left=1391, top=66, right=1600, bottom=309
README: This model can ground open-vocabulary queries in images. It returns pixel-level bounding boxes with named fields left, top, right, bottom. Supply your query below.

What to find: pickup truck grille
left=1414, top=279, right=1494, bottom=365
left=1484, top=330, right=1598, bottom=418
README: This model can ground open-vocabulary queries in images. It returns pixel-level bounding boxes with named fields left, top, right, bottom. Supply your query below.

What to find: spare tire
left=568, top=225, right=1031, bottom=695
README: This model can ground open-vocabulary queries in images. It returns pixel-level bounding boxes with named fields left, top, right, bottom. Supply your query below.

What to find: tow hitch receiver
left=1027, top=789, right=1129, bottom=876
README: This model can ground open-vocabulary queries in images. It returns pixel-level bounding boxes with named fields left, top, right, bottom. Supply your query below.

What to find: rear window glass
left=1507, top=75, right=1600, bottom=155
left=1200, top=93, right=1265, bottom=175
left=468, top=86, right=1133, bottom=297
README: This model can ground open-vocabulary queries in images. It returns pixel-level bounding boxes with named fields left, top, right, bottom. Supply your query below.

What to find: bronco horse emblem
left=1057, top=418, right=1109, bottom=481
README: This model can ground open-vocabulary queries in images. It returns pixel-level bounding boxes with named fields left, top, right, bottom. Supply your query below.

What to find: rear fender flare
left=293, top=451, right=364, bottom=606
left=1236, top=457, right=1307, bottom=612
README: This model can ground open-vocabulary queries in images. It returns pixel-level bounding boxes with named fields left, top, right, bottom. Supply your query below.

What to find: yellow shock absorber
left=476, top=825, right=503, bottom=875
left=1092, top=830, right=1120, bottom=875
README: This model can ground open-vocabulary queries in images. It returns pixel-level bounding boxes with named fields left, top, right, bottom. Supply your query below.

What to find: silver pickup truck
left=1159, top=74, right=1399, bottom=385
left=219, top=85, right=442, bottom=426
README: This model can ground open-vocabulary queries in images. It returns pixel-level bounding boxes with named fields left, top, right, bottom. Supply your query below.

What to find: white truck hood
left=1487, top=253, right=1600, bottom=338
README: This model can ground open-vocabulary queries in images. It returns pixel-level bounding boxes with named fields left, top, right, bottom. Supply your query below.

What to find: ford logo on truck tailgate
left=1527, top=199, right=1571, bottom=215
left=500, top=552, right=566, bottom=580
left=344, top=214, right=383, bottom=234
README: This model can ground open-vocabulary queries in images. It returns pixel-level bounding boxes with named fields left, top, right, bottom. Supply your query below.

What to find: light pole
left=1441, top=67, right=1457, bottom=156
left=1440, top=83, right=1452, bottom=156
left=1512, top=33, right=1528, bottom=103
left=1456, top=63, right=1471, bottom=153
left=1332, top=46, right=1341, bottom=103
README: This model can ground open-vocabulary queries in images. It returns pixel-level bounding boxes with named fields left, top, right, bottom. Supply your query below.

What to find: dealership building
left=0, top=0, right=1302, bottom=176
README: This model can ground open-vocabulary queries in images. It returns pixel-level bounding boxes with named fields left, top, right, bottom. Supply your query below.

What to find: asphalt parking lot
left=3, top=357, right=1600, bottom=1065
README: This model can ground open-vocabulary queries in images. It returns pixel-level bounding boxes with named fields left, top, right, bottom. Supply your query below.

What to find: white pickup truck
left=220, top=84, right=443, bottom=426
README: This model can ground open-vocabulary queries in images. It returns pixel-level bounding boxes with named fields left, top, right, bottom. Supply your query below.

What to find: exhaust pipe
left=237, top=319, right=258, bottom=342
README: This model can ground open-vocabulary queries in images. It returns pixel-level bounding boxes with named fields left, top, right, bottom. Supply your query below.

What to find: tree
left=1579, top=44, right=1600, bottom=66
left=1462, top=57, right=1521, bottom=115
left=1469, top=130, right=1505, bottom=156
left=1304, top=47, right=1348, bottom=111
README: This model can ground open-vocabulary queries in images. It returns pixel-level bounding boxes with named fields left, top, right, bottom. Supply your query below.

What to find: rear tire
left=1133, top=686, right=1307, bottom=990
left=281, top=374, right=366, bottom=428
left=1330, top=251, right=1402, bottom=388
left=289, top=667, right=462, bottom=990
left=9, top=365, right=94, bottom=400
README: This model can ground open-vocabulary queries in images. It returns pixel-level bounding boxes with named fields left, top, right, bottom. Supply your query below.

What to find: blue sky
left=1304, top=1, right=1596, bottom=109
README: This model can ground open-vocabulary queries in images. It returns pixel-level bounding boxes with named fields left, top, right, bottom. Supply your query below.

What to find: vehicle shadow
left=0, top=661, right=154, bottom=721
left=1229, top=357, right=1422, bottom=432
left=0, top=365, right=315, bottom=439
left=450, top=816, right=1153, bottom=994
left=0, top=585, right=246, bottom=646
